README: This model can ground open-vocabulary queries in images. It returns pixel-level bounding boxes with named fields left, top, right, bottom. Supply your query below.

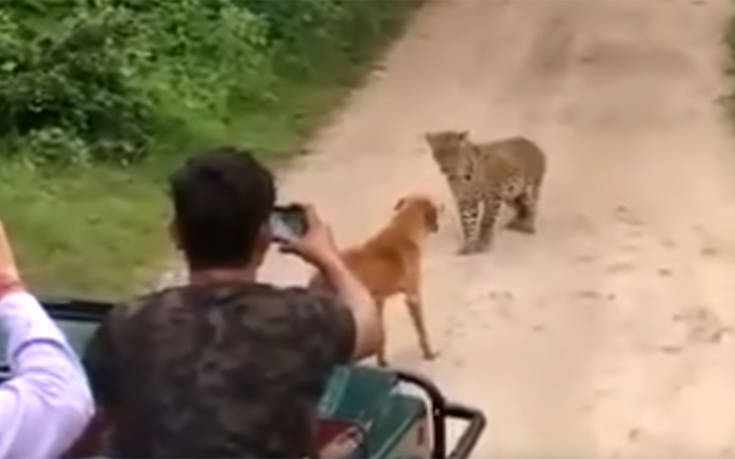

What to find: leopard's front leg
left=456, top=196, right=483, bottom=255
left=477, top=193, right=500, bottom=251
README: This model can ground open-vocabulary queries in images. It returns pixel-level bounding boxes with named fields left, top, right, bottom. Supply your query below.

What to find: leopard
left=425, top=130, right=546, bottom=255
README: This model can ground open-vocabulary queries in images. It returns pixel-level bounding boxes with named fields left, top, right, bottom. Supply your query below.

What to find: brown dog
left=310, top=194, right=441, bottom=366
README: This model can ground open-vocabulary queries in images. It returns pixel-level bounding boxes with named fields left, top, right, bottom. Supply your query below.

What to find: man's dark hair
left=170, top=147, right=275, bottom=270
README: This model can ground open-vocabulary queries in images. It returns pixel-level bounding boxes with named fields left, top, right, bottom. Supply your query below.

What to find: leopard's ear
left=424, top=201, right=439, bottom=233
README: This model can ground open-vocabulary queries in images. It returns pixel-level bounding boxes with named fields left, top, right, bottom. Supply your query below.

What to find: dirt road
left=167, top=0, right=735, bottom=456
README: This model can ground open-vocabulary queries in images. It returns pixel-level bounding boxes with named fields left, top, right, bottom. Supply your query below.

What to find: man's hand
left=279, top=204, right=341, bottom=270
left=0, top=220, right=22, bottom=296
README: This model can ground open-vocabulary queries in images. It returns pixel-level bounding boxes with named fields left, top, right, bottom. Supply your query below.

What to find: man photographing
left=83, top=147, right=380, bottom=457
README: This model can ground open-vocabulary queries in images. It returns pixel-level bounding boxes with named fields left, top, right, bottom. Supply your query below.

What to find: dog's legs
left=376, top=300, right=388, bottom=367
left=405, top=293, right=437, bottom=361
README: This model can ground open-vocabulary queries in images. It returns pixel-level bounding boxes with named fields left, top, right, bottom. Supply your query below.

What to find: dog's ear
left=458, top=130, right=469, bottom=140
left=394, top=197, right=406, bottom=211
left=425, top=203, right=439, bottom=233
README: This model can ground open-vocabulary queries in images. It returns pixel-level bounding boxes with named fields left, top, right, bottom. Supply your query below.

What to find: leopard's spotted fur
left=426, top=130, right=546, bottom=254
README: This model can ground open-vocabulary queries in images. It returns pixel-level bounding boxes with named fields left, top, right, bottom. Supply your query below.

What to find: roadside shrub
left=0, top=5, right=152, bottom=165
left=23, top=127, right=90, bottom=167
left=132, top=1, right=274, bottom=113
left=0, top=0, right=421, bottom=167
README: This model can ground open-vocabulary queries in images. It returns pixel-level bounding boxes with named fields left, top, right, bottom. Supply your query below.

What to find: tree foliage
left=0, top=0, right=420, bottom=166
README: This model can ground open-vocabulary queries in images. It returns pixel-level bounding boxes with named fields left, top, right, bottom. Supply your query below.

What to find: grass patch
left=0, top=163, right=169, bottom=299
left=5, top=81, right=344, bottom=300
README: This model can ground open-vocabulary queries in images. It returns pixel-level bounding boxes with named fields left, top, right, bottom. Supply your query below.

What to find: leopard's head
left=425, top=130, right=472, bottom=183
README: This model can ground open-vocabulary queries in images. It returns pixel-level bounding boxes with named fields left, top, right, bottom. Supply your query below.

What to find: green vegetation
left=0, top=0, right=421, bottom=299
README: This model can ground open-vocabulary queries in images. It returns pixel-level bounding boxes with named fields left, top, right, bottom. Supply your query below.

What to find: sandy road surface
left=166, top=0, right=735, bottom=456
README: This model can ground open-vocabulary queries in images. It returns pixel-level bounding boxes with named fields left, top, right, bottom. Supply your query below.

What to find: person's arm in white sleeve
left=0, top=220, right=94, bottom=459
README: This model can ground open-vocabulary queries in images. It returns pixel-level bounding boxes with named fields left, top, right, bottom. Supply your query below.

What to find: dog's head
left=393, top=194, right=443, bottom=234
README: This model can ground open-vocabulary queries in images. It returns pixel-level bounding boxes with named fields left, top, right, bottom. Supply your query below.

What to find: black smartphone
left=270, top=205, right=308, bottom=242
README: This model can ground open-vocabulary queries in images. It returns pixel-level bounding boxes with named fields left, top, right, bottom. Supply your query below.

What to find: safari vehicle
left=1, top=298, right=486, bottom=458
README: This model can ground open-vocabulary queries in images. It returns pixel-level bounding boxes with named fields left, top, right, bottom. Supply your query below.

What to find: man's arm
left=279, top=205, right=380, bottom=361
left=312, top=255, right=380, bottom=361
left=0, top=218, right=94, bottom=458
left=0, top=292, right=95, bottom=458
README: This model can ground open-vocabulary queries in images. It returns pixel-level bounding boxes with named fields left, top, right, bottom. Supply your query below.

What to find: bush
left=0, top=5, right=152, bottom=165
left=23, top=127, right=90, bottom=166
left=132, top=1, right=274, bottom=113
left=0, top=0, right=421, bottom=167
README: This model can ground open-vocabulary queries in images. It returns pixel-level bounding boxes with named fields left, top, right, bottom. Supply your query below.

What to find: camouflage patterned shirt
left=83, top=282, right=355, bottom=458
